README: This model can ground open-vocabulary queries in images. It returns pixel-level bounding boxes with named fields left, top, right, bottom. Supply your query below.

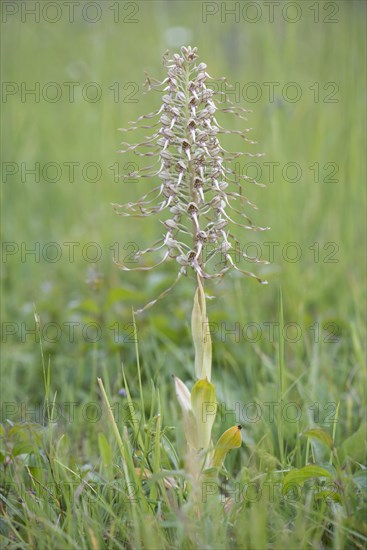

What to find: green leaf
left=12, top=442, right=36, bottom=456
left=173, top=376, right=198, bottom=450
left=98, top=433, right=112, bottom=466
left=303, top=428, right=334, bottom=449
left=202, top=319, right=212, bottom=383
left=191, top=378, right=216, bottom=450
left=202, top=467, right=218, bottom=478
left=192, top=285, right=204, bottom=380
left=213, top=425, right=242, bottom=469
left=314, top=489, right=341, bottom=503
left=282, top=465, right=332, bottom=494
left=339, top=421, right=367, bottom=464
left=352, top=470, right=367, bottom=492
left=191, top=279, right=212, bottom=381
left=28, top=467, right=45, bottom=482
left=8, top=423, right=44, bottom=443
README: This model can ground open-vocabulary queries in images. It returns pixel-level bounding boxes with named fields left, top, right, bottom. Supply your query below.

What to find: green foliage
left=2, top=1, right=366, bottom=548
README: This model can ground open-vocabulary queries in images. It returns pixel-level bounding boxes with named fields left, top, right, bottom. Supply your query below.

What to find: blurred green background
left=2, top=1, right=366, bottom=432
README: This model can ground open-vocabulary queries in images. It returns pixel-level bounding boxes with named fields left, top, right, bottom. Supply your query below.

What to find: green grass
left=1, top=1, right=366, bottom=548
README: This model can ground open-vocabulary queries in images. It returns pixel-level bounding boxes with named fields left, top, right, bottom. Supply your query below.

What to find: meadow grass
left=1, top=1, right=366, bottom=548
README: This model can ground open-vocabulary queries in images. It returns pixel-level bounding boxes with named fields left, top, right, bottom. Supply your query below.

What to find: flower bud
left=213, top=425, right=242, bottom=469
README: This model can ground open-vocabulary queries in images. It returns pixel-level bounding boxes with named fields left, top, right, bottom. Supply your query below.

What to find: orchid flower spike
left=114, top=45, right=269, bottom=312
